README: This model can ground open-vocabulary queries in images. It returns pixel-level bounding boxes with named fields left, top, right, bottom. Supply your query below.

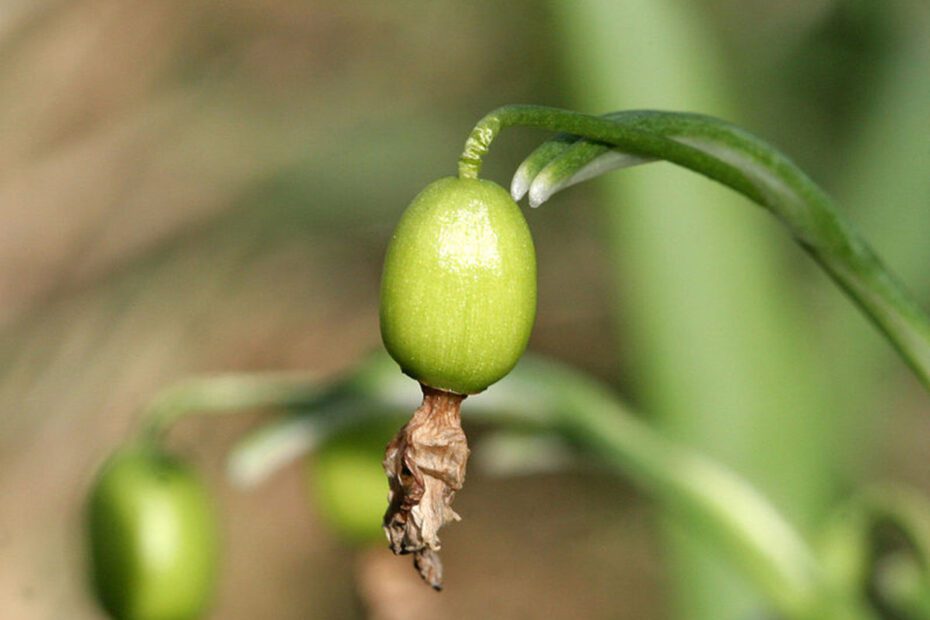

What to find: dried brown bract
left=382, top=385, right=469, bottom=590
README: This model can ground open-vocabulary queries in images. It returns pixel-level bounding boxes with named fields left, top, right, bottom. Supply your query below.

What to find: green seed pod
left=380, top=177, right=537, bottom=394
left=87, top=446, right=218, bottom=620
left=307, top=420, right=399, bottom=546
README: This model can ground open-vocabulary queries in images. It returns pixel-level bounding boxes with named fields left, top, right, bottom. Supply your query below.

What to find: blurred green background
left=0, top=0, right=928, bottom=618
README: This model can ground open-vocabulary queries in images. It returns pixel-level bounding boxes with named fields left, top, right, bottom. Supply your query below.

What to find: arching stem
left=459, top=105, right=930, bottom=392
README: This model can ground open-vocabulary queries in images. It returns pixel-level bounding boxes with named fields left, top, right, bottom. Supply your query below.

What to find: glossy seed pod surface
left=88, top=446, right=218, bottom=620
left=380, top=177, right=536, bottom=394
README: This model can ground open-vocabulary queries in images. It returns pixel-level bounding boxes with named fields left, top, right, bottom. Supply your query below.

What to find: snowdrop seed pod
left=380, top=176, right=536, bottom=395
left=378, top=177, right=536, bottom=589
left=87, top=446, right=218, bottom=620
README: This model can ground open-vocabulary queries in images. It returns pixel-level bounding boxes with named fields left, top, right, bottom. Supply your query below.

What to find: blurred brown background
left=1, top=1, right=928, bottom=618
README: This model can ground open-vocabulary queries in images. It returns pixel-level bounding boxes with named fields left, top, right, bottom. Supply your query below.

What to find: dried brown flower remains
left=382, top=386, right=469, bottom=590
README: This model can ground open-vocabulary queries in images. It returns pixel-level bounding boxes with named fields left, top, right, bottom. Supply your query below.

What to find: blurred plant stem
left=141, top=372, right=322, bottom=442
left=353, top=548, right=448, bottom=620
left=819, top=486, right=930, bottom=619
left=817, top=2, right=930, bottom=473
left=547, top=1, right=835, bottom=618
left=226, top=352, right=871, bottom=619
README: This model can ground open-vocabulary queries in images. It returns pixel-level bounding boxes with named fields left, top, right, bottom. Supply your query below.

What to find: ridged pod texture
left=380, top=177, right=536, bottom=394
left=88, top=446, right=217, bottom=620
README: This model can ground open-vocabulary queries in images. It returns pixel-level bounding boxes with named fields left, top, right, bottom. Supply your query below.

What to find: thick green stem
left=543, top=4, right=819, bottom=616
left=458, top=105, right=930, bottom=391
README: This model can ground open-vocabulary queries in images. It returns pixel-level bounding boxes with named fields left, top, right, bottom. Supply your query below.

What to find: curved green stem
left=229, top=352, right=870, bottom=620
left=140, top=372, right=322, bottom=442
left=459, top=105, right=930, bottom=391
